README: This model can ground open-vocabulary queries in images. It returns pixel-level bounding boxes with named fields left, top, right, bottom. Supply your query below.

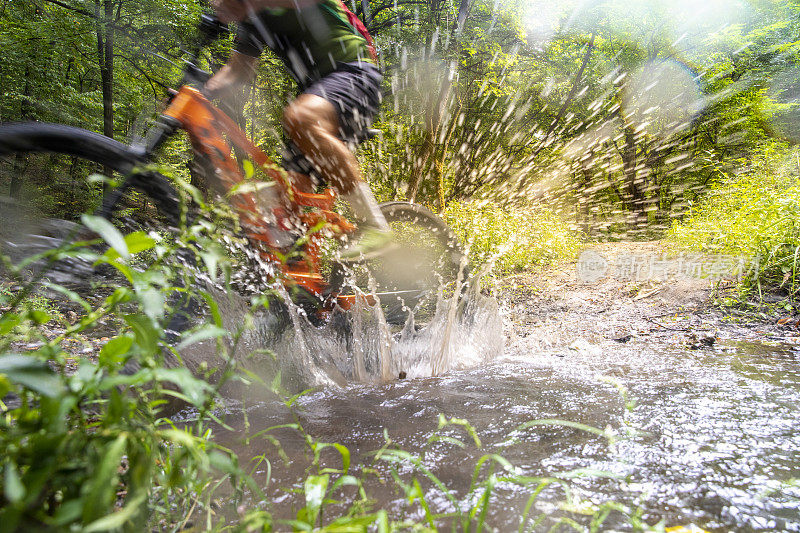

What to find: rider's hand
left=212, top=0, right=249, bottom=22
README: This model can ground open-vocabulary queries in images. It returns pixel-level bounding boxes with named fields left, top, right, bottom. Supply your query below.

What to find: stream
left=192, top=281, right=800, bottom=532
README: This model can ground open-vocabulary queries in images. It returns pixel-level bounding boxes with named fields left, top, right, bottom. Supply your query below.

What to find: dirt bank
left=498, top=241, right=800, bottom=358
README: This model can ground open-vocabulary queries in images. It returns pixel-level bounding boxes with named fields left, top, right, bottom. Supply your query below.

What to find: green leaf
left=153, top=367, right=213, bottom=406
left=228, top=180, right=275, bottom=196
left=28, top=309, right=51, bottom=325
left=52, top=498, right=83, bottom=525
left=0, top=354, right=65, bottom=397
left=82, top=214, right=129, bottom=260
left=197, top=240, right=226, bottom=280
left=105, top=287, right=132, bottom=307
left=0, top=375, right=10, bottom=398
left=515, top=419, right=610, bottom=439
left=176, top=325, right=228, bottom=350
left=4, top=462, right=25, bottom=503
left=42, top=283, right=92, bottom=313
left=316, top=442, right=351, bottom=474
left=83, top=433, right=127, bottom=523
left=286, top=388, right=314, bottom=407
left=198, top=291, right=223, bottom=328
left=83, top=493, right=146, bottom=532
left=376, top=510, right=390, bottom=533
left=138, top=287, right=165, bottom=321
left=124, top=314, right=159, bottom=356
left=330, top=474, right=359, bottom=491
left=303, top=474, right=329, bottom=526
left=243, top=159, right=255, bottom=179
left=87, top=173, right=115, bottom=186
left=209, top=450, right=239, bottom=475
left=99, top=336, right=134, bottom=367
left=124, top=232, right=156, bottom=254
left=0, top=314, right=21, bottom=336
left=102, top=232, right=156, bottom=262
left=159, top=428, right=201, bottom=448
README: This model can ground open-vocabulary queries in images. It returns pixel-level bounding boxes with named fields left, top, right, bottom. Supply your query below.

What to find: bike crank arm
left=334, top=289, right=428, bottom=310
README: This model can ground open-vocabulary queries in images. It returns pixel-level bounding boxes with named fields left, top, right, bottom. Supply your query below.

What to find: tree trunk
left=516, top=33, right=595, bottom=194
left=577, top=147, right=595, bottom=235
left=622, top=124, right=646, bottom=227
left=406, top=70, right=452, bottom=201
left=96, top=0, right=115, bottom=184
left=361, top=0, right=372, bottom=27
left=9, top=64, right=33, bottom=198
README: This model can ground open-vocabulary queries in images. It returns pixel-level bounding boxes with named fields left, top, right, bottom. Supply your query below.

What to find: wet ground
left=205, top=242, right=800, bottom=531
left=7, top=236, right=800, bottom=530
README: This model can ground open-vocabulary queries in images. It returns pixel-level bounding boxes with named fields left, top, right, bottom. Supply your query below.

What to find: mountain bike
left=0, top=15, right=465, bottom=324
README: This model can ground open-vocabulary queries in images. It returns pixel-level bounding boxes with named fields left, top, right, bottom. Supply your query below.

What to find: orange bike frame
left=161, top=86, right=365, bottom=310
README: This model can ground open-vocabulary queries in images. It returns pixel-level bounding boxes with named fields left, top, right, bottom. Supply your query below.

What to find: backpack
left=338, top=0, right=378, bottom=62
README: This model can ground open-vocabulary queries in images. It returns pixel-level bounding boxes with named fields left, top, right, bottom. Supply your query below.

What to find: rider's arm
left=214, top=0, right=322, bottom=22
left=205, top=51, right=258, bottom=101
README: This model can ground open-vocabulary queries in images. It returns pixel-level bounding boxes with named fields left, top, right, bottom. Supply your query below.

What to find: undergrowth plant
left=233, top=377, right=654, bottom=532
left=442, top=200, right=583, bottom=277
left=667, top=143, right=800, bottom=300
left=0, top=179, right=260, bottom=531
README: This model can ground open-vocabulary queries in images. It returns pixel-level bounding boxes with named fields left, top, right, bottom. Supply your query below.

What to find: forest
left=3, top=0, right=800, bottom=530
left=4, top=0, right=798, bottom=227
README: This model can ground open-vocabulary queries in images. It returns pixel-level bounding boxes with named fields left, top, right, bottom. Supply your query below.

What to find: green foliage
left=442, top=200, right=583, bottom=276
left=0, top=283, right=65, bottom=330
left=0, top=203, right=252, bottom=531
left=5, top=0, right=800, bottom=230
left=667, top=143, right=800, bottom=295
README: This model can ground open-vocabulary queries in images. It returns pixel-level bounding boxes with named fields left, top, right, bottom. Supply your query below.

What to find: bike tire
left=328, top=201, right=467, bottom=325
left=0, top=122, right=180, bottom=224
left=378, top=201, right=464, bottom=268
left=0, top=122, right=185, bottom=285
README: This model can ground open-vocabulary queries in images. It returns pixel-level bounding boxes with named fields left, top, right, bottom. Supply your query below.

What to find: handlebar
left=179, top=14, right=229, bottom=88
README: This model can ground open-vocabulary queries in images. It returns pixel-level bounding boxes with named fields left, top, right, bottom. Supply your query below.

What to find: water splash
left=220, top=275, right=504, bottom=393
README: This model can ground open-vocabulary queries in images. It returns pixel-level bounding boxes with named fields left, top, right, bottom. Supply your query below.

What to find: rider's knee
left=283, top=100, right=317, bottom=140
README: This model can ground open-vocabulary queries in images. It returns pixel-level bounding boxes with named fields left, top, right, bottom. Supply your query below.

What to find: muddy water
left=203, top=288, right=800, bottom=532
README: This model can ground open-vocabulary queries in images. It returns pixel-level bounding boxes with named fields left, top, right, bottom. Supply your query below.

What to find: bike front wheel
left=328, top=202, right=468, bottom=325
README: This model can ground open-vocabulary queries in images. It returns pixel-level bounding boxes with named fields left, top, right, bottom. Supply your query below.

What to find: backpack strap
left=337, top=0, right=378, bottom=62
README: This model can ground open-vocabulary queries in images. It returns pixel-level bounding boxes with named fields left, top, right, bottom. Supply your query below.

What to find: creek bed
left=210, top=323, right=800, bottom=531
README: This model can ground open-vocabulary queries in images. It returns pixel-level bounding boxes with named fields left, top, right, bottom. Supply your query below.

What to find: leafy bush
left=442, top=200, right=583, bottom=276
left=0, top=211, right=254, bottom=531
left=667, top=144, right=800, bottom=295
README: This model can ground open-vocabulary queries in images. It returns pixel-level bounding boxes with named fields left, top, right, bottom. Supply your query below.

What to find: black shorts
left=304, top=61, right=382, bottom=140
left=283, top=62, right=382, bottom=181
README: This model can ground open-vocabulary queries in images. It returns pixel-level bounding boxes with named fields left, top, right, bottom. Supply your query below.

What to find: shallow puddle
left=203, top=295, right=800, bottom=531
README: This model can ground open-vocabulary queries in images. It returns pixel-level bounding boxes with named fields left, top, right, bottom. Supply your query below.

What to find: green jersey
left=234, top=0, right=374, bottom=87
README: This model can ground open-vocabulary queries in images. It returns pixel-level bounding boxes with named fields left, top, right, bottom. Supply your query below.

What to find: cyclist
left=206, top=0, right=392, bottom=260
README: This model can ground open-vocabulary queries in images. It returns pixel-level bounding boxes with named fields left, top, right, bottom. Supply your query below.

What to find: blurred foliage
left=0, top=201, right=258, bottom=530
left=667, top=143, right=800, bottom=297
left=443, top=200, right=583, bottom=276
left=4, top=0, right=800, bottom=238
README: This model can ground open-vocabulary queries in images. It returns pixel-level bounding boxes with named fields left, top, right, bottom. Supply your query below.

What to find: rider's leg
left=282, top=93, right=389, bottom=232
left=287, top=170, right=315, bottom=194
